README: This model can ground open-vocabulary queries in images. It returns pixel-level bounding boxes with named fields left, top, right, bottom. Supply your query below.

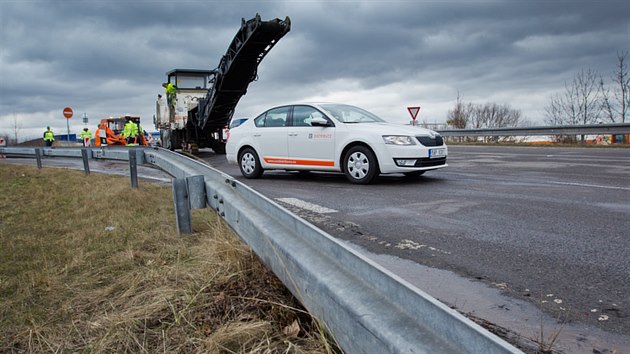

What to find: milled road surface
left=202, top=145, right=630, bottom=351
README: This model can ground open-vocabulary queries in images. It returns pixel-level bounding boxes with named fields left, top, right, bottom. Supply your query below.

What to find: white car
left=226, top=103, right=448, bottom=184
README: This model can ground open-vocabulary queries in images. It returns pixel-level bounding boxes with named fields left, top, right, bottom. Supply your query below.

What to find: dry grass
left=0, top=164, right=340, bottom=353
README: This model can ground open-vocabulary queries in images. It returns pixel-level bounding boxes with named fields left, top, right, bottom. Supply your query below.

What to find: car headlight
left=382, top=135, right=415, bottom=145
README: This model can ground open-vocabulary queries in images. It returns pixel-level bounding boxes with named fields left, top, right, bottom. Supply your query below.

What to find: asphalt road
left=201, top=145, right=630, bottom=340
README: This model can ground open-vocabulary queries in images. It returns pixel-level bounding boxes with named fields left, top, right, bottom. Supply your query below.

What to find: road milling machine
left=154, top=14, right=291, bottom=153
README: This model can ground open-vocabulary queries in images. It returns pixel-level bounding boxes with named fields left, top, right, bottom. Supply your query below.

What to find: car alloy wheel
left=344, top=145, right=378, bottom=184
left=239, top=148, right=263, bottom=178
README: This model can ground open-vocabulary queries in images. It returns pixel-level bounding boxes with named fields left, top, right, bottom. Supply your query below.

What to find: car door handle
left=253, top=134, right=261, bottom=137
left=288, top=133, right=298, bottom=137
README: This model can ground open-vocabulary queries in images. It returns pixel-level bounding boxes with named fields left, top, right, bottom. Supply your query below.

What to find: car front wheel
left=239, top=148, right=263, bottom=179
left=344, top=146, right=378, bottom=184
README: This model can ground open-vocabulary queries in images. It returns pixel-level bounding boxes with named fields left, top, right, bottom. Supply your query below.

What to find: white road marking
left=547, top=181, right=630, bottom=191
left=276, top=197, right=338, bottom=213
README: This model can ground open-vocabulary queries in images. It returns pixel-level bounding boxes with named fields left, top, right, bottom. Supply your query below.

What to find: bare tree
left=544, top=93, right=565, bottom=126
left=11, top=114, right=22, bottom=144
left=469, top=102, right=523, bottom=142
left=617, top=51, right=630, bottom=123
left=602, top=51, right=629, bottom=123
left=446, top=91, right=472, bottom=129
left=470, top=102, right=522, bottom=128
left=446, top=92, right=525, bottom=142
left=544, top=69, right=603, bottom=129
left=601, top=77, right=615, bottom=123
left=575, top=69, right=603, bottom=125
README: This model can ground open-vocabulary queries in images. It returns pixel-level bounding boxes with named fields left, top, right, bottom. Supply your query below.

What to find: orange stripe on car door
left=264, top=157, right=334, bottom=167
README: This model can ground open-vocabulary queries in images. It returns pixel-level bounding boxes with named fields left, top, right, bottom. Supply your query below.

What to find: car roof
left=261, top=102, right=355, bottom=111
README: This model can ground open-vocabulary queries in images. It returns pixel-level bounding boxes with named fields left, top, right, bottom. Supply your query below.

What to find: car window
left=292, top=105, right=327, bottom=127
left=255, top=106, right=289, bottom=128
left=254, top=112, right=266, bottom=127
left=319, top=103, right=385, bottom=123
left=229, top=118, right=248, bottom=129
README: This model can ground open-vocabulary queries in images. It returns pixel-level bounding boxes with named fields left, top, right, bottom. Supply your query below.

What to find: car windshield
left=319, top=104, right=386, bottom=124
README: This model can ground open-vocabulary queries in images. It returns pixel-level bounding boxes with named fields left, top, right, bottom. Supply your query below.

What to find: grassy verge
left=0, top=164, right=338, bottom=353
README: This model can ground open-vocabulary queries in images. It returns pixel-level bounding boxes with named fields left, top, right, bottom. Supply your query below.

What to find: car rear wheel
left=239, top=148, right=263, bottom=179
left=344, top=146, right=378, bottom=184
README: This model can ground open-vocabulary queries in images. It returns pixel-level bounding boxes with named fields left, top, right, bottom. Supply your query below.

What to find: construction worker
left=136, top=122, right=146, bottom=145
left=43, top=126, right=55, bottom=147
left=163, top=82, right=176, bottom=121
left=94, top=124, right=102, bottom=146
left=122, top=116, right=138, bottom=145
left=164, top=82, right=176, bottom=106
left=80, top=127, right=92, bottom=147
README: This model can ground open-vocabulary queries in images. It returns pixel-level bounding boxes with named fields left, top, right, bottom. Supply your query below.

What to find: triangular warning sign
left=407, top=106, right=421, bottom=120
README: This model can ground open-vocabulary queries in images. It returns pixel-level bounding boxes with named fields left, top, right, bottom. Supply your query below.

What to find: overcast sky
left=1, top=0, right=628, bottom=141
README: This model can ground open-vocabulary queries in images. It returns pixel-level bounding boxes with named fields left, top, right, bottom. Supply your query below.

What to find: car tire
left=403, top=171, right=426, bottom=178
left=239, top=147, right=263, bottom=179
left=343, top=145, right=378, bottom=184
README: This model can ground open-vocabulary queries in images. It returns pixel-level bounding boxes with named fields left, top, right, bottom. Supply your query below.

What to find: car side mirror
left=311, top=117, right=329, bottom=127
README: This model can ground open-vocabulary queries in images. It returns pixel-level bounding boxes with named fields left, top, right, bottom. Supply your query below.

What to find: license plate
left=429, top=148, right=445, bottom=158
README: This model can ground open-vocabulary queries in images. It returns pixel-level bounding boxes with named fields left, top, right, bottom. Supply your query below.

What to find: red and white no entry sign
left=407, top=106, right=421, bottom=120
left=63, top=107, right=74, bottom=119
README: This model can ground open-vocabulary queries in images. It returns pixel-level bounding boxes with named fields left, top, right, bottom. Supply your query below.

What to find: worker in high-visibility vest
left=122, top=116, right=138, bottom=145
left=43, top=126, right=55, bottom=147
left=163, top=82, right=177, bottom=122
left=164, top=83, right=176, bottom=106
left=80, top=127, right=92, bottom=147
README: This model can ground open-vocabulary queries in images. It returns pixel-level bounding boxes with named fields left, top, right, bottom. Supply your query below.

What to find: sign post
left=407, top=106, right=421, bottom=126
left=63, top=107, right=73, bottom=141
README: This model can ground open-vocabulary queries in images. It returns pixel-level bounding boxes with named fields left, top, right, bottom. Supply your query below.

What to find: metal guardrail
left=0, top=146, right=522, bottom=354
left=436, top=122, right=630, bottom=137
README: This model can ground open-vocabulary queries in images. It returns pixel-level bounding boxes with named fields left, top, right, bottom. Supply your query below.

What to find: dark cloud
left=1, top=0, right=628, bottom=140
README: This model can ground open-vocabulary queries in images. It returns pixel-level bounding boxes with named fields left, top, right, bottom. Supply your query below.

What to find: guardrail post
left=186, top=175, right=206, bottom=209
left=172, top=178, right=192, bottom=234
left=81, top=149, right=90, bottom=175
left=128, top=149, right=138, bottom=188
left=35, top=148, right=42, bottom=169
